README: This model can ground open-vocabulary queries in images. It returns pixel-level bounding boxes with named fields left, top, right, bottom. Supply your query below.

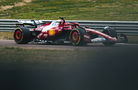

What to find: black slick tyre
left=69, top=28, right=87, bottom=46
left=102, top=29, right=117, bottom=46
left=14, top=26, right=31, bottom=44
left=117, top=33, right=128, bottom=43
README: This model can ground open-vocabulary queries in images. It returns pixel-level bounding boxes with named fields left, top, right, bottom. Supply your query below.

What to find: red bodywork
left=33, top=20, right=81, bottom=39
left=85, top=28, right=117, bottom=41
left=32, top=20, right=117, bottom=42
left=14, top=18, right=119, bottom=45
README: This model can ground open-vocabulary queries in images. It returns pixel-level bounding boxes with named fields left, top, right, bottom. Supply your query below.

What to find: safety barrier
left=0, top=19, right=138, bottom=35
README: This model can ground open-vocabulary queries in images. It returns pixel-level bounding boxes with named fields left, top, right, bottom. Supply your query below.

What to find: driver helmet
left=104, top=26, right=111, bottom=30
left=59, top=17, right=65, bottom=25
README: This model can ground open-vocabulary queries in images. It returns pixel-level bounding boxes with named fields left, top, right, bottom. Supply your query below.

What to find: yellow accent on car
left=49, top=29, right=55, bottom=36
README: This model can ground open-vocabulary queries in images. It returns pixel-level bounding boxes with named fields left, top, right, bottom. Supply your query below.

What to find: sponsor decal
left=84, top=35, right=90, bottom=39
left=49, top=29, right=55, bottom=36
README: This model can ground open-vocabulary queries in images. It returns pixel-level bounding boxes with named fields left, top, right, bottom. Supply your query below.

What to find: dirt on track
left=0, top=40, right=138, bottom=50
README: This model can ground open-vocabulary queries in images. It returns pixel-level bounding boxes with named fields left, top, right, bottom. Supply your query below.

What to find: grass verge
left=0, top=32, right=13, bottom=40
left=0, top=0, right=138, bottom=20
left=0, top=0, right=22, bottom=6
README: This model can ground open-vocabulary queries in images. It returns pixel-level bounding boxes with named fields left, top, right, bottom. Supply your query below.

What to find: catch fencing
left=0, top=19, right=138, bottom=35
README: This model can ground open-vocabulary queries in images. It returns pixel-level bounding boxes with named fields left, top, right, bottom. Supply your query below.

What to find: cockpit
left=51, top=20, right=61, bottom=26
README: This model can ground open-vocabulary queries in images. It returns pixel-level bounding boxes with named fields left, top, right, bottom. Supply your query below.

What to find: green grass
left=0, top=0, right=22, bottom=6
left=0, top=0, right=138, bottom=20
left=0, top=32, right=13, bottom=40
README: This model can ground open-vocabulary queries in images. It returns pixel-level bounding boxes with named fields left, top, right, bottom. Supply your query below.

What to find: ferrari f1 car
left=13, top=17, right=128, bottom=46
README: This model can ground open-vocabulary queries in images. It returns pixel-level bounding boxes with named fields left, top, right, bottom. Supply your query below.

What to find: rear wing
left=16, top=20, right=46, bottom=28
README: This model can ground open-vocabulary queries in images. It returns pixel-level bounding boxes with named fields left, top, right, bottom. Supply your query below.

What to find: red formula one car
left=14, top=17, right=128, bottom=46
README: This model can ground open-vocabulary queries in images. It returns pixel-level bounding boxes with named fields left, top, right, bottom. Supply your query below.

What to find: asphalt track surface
left=0, top=40, right=138, bottom=90
left=0, top=40, right=138, bottom=50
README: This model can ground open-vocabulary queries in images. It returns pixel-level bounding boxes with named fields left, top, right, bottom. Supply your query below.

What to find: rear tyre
left=102, top=29, right=117, bottom=46
left=14, top=26, right=32, bottom=44
left=69, top=28, right=87, bottom=46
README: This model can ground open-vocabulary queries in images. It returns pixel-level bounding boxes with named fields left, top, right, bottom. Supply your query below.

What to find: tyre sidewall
left=14, top=26, right=31, bottom=44
left=69, top=28, right=86, bottom=46
left=102, top=29, right=117, bottom=46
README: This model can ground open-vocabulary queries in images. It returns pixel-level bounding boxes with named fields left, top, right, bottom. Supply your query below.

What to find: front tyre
left=117, top=33, right=128, bottom=43
left=14, top=26, right=32, bottom=44
left=69, top=28, right=87, bottom=46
